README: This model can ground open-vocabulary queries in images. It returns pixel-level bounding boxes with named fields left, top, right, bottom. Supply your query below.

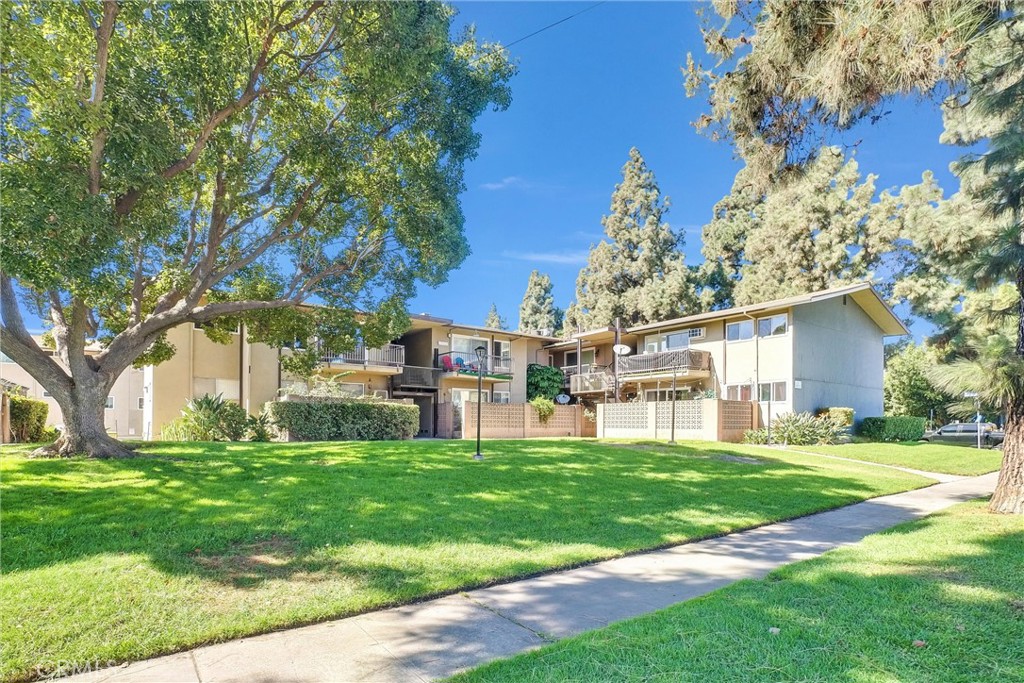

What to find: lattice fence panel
left=529, top=405, right=577, bottom=430
left=655, top=400, right=703, bottom=430
left=721, top=400, right=753, bottom=431
left=603, top=402, right=650, bottom=430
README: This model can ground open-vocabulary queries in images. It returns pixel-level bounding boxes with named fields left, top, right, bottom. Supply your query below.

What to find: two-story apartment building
left=0, top=341, right=145, bottom=439
left=140, top=314, right=555, bottom=439
left=547, top=283, right=907, bottom=423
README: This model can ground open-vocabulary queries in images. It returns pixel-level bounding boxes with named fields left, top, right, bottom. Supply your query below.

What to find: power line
left=468, top=1, right=607, bottom=66
left=502, top=2, right=607, bottom=52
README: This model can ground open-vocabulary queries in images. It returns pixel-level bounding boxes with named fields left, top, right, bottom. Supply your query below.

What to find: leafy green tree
left=571, top=147, right=699, bottom=328
left=484, top=303, right=507, bottom=330
left=517, top=270, right=561, bottom=334
left=703, top=148, right=944, bottom=305
left=526, top=363, right=564, bottom=401
left=687, top=0, right=1022, bottom=513
left=884, top=344, right=949, bottom=425
left=0, top=1, right=513, bottom=457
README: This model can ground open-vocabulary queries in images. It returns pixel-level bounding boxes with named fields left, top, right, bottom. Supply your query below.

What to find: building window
left=757, top=381, right=787, bottom=403
left=137, top=397, right=145, bottom=410
left=0, top=351, right=12, bottom=363
left=644, top=389, right=689, bottom=401
left=725, top=384, right=753, bottom=401
left=42, top=390, right=52, bottom=398
left=644, top=327, right=704, bottom=354
left=334, top=382, right=365, bottom=398
left=757, top=314, right=788, bottom=338
left=105, top=396, right=114, bottom=409
left=493, top=391, right=511, bottom=403
left=726, top=320, right=755, bottom=342
left=564, top=349, right=595, bottom=369
left=493, top=340, right=511, bottom=370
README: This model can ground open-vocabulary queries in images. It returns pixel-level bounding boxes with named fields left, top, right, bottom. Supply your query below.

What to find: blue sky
left=411, top=1, right=969, bottom=333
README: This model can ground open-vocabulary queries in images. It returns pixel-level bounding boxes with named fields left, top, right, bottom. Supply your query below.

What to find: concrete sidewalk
left=65, top=472, right=998, bottom=683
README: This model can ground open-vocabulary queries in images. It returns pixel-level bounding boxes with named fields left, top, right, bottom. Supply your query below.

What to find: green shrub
left=818, top=406, right=855, bottom=427
left=39, top=426, right=60, bottom=443
left=529, top=396, right=556, bottom=424
left=268, top=399, right=419, bottom=441
left=247, top=412, right=274, bottom=442
left=8, top=395, right=48, bottom=442
left=527, top=363, right=565, bottom=400
left=219, top=401, right=249, bottom=441
left=744, top=412, right=845, bottom=446
left=858, top=416, right=927, bottom=442
left=164, top=394, right=249, bottom=441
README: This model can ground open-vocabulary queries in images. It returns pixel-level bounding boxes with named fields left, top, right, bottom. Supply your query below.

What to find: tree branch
left=88, top=0, right=118, bottom=195
left=0, top=275, right=72, bottom=396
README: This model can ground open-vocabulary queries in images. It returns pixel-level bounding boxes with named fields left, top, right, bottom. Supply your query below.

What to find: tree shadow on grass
left=452, top=507, right=1024, bottom=683
left=0, top=439, right=923, bottom=585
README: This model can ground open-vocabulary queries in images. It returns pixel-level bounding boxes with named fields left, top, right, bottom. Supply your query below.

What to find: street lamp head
left=475, top=345, right=487, bottom=362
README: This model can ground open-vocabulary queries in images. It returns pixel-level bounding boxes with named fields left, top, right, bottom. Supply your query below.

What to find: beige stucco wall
left=0, top=348, right=143, bottom=439
left=791, top=297, right=885, bottom=421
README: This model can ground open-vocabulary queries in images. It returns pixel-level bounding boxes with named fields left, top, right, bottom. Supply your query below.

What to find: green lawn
left=451, top=500, right=1024, bottom=683
left=786, top=441, right=1004, bottom=476
left=1, top=439, right=931, bottom=682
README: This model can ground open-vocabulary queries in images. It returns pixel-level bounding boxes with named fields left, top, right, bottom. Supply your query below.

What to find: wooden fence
left=597, top=399, right=756, bottom=442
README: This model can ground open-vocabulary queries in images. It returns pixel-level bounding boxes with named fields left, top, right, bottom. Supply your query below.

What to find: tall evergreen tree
left=484, top=303, right=507, bottom=330
left=686, top=0, right=1022, bottom=512
left=517, top=270, right=561, bottom=334
left=702, top=147, right=963, bottom=307
left=571, top=148, right=698, bottom=329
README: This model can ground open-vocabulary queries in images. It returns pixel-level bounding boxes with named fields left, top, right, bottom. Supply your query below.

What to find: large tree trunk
left=990, top=403, right=1024, bottom=514
left=34, top=367, right=136, bottom=459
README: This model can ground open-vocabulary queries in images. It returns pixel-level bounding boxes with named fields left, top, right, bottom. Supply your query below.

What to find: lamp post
left=473, top=345, right=487, bottom=460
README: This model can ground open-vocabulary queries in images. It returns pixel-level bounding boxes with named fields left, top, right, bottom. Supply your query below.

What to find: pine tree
left=484, top=303, right=507, bottom=330
left=687, top=0, right=1021, bottom=512
left=517, top=271, right=561, bottom=335
left=572, top=148, right=698, bottom=329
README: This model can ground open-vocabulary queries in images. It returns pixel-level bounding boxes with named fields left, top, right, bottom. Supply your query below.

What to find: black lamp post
left=668, top=360, right=678, bottom=444
left=473, top=345, right=487, bottom=460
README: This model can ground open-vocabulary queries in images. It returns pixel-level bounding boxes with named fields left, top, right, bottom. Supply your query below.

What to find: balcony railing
left=436, top=351, right=515, bottom=377
left=392, top=366, right=440, bottom=389
left=618, top=349, right=710, bottom=377
left=570, top=371, right=614, bottom=394
left=321, top=343, right=405, bottom=368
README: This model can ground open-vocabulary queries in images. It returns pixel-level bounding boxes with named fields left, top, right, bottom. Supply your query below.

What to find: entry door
left=412, top=396, right=434, bottom=437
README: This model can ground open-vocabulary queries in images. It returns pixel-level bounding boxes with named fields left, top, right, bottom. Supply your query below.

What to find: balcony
left=392, top=366, right=440, bottom=389
left=570, top=371, right=613, bottom=394
left=436, top=351, right=514, bottom=380
left=320, top=343, right=405, bottom=373
left=618, top=349, right=711, bottom=378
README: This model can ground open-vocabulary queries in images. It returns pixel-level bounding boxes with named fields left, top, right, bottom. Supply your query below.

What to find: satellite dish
left=555, top=394, right=571, bottom=405
left=612, top=344, right=632, bottom=356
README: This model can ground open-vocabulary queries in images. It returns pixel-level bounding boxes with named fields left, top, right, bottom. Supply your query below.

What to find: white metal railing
left=618, top=349, right=709, bottom=376
left=437, top=351, right=515, bottom=376
left=570, top=372, right=613, bottom=394
left=321, top=343, right=405, bottom=367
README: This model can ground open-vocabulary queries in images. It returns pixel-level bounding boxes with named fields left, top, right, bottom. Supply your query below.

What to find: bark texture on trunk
left=990, top=398, right=1024, bottom=514
left=33, top=369, right=136, bottom=459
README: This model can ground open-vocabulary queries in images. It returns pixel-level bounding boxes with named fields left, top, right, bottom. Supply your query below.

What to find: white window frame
left=726, top=320, right=755, bottom=343
left=757, top=313, right=789, bottom=338
left=493, top=390, right=511, bottom=404
left=335, top=382, right=365, bottom=398
left=137, top=396, right=145, bottom=410
left=564, top=349, right=595, bottom=368
left=451, top=388, right=490, bottom=406
left=105, top=396, right=114, bottom=410
left=725, top=383, right=753, bottom=401
left=644, top=327, right=705, bottom=354
left=493, top=339, right=512, bottom=370
left=644, top=388, right=689, bottom=401
left=757, top=381, right=788, bottom=403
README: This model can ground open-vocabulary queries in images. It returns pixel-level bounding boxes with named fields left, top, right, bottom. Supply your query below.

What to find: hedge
left=268, top=399, right=419, bottom=441
left=817, top=406, right=855, bottom=427
left=858, top=416, right=927, bottom=442
left=9, top=395, right=48, bottom=442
